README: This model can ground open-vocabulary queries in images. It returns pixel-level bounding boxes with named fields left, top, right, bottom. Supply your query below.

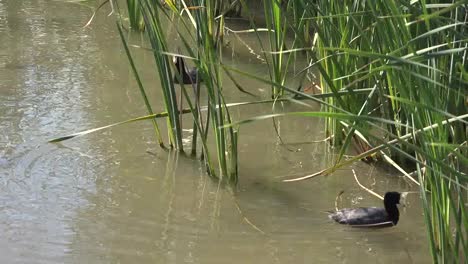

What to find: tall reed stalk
left=120, top=0, right=239, bottom=182
left=262, top=0, right=287, bottom=98
left=138, top=0, right=185, bottom=149
left=126, top=0, right=145, bottom=31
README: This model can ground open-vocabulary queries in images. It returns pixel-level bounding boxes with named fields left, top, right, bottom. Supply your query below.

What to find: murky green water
left=0, top=1, right=431, bottom=263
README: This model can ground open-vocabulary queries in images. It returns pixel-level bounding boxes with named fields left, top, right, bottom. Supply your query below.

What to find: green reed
left=262, top=0, right=287, bottom=98
left=126, top=0, right=145, bottom=31
left=122, top=0, right=239, bottom=182
left=117, top=24, right=164, bottom=147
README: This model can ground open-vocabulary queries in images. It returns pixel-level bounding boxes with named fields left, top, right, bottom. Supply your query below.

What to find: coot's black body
left=173, top=56, right=202, bottom=85
left=329, top=192, right=401, bottom=227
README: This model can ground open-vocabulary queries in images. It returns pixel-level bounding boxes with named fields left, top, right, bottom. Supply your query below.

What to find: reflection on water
left=0, top=0, right=430, bottom=263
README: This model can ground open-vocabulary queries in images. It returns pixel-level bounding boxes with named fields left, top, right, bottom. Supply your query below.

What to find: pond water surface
left=0, top=1, right=431, bottom=263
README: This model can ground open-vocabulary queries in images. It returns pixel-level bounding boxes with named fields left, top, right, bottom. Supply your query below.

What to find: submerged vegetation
left=51, top=0, right=466, bottom=262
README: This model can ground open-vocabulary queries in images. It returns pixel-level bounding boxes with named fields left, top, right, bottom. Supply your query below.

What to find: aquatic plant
left=314, top=2, right=467, bottom=262
left=129, top=0, right=239, bottom=182
left=126, top=0, right=145, bottom=31
left=54, top=1, right=467, bottom=261
left=258, top=1, right=468, bottom=262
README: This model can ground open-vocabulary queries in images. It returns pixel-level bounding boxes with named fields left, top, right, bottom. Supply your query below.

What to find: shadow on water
left=0, top=0, right=431, bottom=263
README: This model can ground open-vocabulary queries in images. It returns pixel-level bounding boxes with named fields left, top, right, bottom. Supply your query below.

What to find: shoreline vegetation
left=52, top=0, right=466, bottom=262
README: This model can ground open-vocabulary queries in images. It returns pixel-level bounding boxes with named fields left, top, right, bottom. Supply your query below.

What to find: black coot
left=173, top=56, right=202, bottom=85
left=329, top=192, right=401, bottom=227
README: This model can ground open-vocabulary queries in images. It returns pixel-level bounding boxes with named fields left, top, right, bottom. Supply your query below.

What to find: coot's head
left=173, top=56, right=185, bottom=71
left=384, top=192, right=401, bottom=207
left=384, top=192, right=401, bottom=225
left=172, top=55, right=202, bottom=85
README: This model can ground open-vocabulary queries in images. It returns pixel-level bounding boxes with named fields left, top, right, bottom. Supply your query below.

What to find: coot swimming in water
left=329, top=192, right=401, bottom=227
left=173, top=56, right=202, bottom=85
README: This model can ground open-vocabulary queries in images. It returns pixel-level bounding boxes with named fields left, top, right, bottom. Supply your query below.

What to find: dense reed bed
left=305, top=2, right=467, bottom=262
